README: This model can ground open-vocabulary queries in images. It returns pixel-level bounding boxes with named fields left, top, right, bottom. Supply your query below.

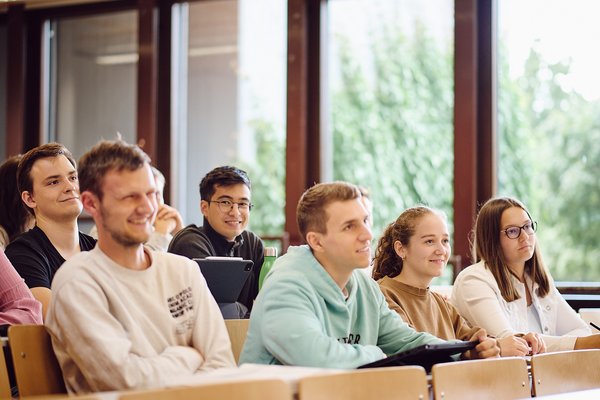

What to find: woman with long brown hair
left=451, top=197, right=597, bottom=351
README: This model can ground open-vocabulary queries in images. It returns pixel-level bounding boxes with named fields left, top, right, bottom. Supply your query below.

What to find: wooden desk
left=88, top=364, right=343, bottom=399
left=166, top=364, right=342, bottom=392
left=528, top=388, right=600, bottom=399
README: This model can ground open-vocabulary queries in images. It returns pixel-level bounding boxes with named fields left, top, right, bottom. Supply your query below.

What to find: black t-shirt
left=168, top=220, right=264, bottom=311
left=5, top=226, right=97, bottom=289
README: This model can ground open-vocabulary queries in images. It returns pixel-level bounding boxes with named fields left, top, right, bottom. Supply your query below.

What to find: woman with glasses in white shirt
left=451, top=197, right=599, bottom=352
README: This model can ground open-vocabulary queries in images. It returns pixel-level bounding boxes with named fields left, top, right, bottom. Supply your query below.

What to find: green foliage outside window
left=240, top=15, right=600, bottom=282
left=237, top=118, right=286, bottom=252
left=499, top=46, right=600, bottom=281
left=331, top=22, right=454, bottom=283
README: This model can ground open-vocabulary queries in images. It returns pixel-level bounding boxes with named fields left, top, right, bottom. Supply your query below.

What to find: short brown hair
left=17, top=143, right=76, bottom=215
left=372, top=206, right=441, bottom=280
left=78, top=139, right=151, bottom=199
left=473, top=197, right=550, bottom=301
left=296, top=181, right=361, bottom=241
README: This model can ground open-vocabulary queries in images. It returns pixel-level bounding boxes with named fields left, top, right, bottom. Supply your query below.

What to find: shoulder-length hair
left=473, top=197, right=550, bottom=301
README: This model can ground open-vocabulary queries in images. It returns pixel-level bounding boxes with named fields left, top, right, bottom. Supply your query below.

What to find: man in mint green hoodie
left=239, top=182, right=499, bottom=368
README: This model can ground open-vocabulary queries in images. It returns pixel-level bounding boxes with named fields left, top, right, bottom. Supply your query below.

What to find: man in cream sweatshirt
left=45, top=139, right=235, bottom=394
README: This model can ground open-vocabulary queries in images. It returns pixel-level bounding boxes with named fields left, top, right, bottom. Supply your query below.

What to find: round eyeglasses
left=209, top=200, right=253, bottom=213
left=500, top=221, right=537, bottom=239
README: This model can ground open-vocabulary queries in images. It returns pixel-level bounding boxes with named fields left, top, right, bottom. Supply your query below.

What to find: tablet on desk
left=194, top=258, right=254, bottom=303
left=358, top=340, right=477, bottom=372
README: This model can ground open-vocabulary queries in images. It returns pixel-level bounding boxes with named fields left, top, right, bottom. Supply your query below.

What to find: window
left=172, top=0, right=287, bottom=241
left=327, top=0, right=454, bottom=281
left=498, top=0, right=600, bottom=281
left=45, top=11, right=138, bottom=159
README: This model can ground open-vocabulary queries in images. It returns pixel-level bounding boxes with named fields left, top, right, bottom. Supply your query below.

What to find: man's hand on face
left=154, top=204, right=184, bottom=235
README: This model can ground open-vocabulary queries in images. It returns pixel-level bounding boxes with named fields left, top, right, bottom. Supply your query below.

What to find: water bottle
left=258, top=247, right=278, bottom=291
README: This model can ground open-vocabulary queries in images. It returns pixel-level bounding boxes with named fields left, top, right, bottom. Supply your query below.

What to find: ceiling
left=1, top=0, right=114, bottom=12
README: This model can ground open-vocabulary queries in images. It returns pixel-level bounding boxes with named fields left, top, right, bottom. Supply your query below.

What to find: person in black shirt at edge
left=168, top=166, right=264, bottom=318
left=5, top=143, right=96, bottom=320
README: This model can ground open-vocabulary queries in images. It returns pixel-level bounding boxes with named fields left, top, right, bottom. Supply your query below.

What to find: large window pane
left=328, top=0, right=454, bottom=281
left=173, top=0, right=287, bottom=242
left=49, top=11, right=137, bottom=159
left=498, top=0, right=600, bottom=281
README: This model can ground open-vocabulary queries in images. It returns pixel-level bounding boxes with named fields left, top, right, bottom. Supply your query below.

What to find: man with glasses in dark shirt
left=168, top=166, right=264, bottom=317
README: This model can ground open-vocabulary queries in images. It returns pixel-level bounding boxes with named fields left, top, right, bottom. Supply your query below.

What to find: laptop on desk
left=194, top=258, right=254, bottom=303
left=358, top=340, right=477, bottom=372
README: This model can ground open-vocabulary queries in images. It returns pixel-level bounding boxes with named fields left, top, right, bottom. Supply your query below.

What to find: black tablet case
left=194, top=258, right=254, bottom=303
left=358, top=340, right=477, bottom=372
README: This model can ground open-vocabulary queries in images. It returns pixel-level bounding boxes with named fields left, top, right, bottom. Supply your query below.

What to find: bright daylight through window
left=498, top=0, right=600, bottom=281
left=328, top=0, right=454, bottom=283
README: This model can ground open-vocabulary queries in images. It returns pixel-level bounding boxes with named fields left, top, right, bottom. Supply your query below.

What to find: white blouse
left=451, top=261, right=592, bottom=351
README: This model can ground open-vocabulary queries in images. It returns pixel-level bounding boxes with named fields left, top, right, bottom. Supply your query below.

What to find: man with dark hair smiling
left=169, top=166, right=264, bottom=315
left=5, top=143, right=96, bottom=319
left=45, top=139, right=234, bottom=393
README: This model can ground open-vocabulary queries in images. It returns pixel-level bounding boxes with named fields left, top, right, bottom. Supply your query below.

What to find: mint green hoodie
left=239, top=245, right=445, bottom=368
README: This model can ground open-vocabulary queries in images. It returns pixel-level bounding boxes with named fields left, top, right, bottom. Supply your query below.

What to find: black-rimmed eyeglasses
left=500, top=221, right=537, bottom=239
left=209, top=200, right=253, bottom=213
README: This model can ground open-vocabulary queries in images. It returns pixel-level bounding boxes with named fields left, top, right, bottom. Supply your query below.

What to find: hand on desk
left=492, top=332, right=545, bottom=357
left=464, top=329, right=500, bottom=359
left=498, top=336, right=530, bottom=357
left=521, top=332, right=546, bottom=354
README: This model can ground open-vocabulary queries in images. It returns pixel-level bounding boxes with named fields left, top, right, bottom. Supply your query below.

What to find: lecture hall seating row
left=2, top=323, right=600, bottom=399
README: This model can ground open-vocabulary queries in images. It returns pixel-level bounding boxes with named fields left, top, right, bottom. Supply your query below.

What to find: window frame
left=3, top=0, right=599, bottom=293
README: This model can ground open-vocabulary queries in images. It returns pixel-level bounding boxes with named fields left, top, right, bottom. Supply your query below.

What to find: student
left=88, top=166, right=183, bottom=252
left=239, top=182, right=499, bottom=368
left=0, top=155, right=34, bottom=250
left=169, top=166, right=264, bottom=314
left=5, top=143, right=96, bottom=319
left=45, top=139, right=235, bottom=393
left=0, top=249, right=42, bottom=398
left=150, top=166, right=184, bottom=250
left=0, top=250, right=42, bottom=325
left=373, top=206, right=545, bottom=356
left=451, top=197, right=598, bottom=352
